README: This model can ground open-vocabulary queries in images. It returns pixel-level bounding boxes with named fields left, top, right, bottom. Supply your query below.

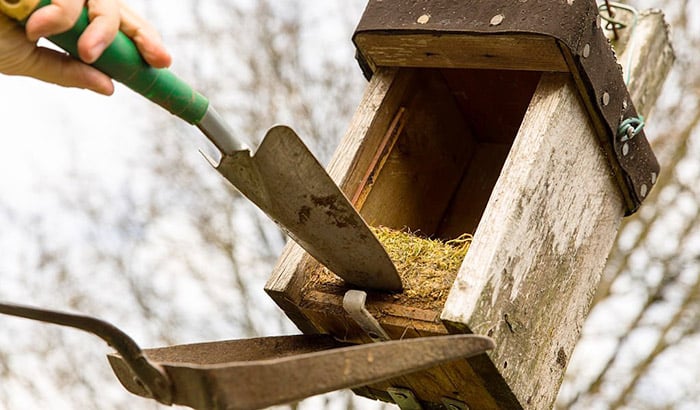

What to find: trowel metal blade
left=109, top=334, right=495, bottom=410
left=215, top=125, right=401, bottom=291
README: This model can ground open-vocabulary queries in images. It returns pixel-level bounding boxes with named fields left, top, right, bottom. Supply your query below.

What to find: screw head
left=417, top=14, right=430, bottom=24
left=640, top=184, right=648, bottom=198
left=490, top=14, right=504, bottom=26
left=583, top=43, right=591, bottom=58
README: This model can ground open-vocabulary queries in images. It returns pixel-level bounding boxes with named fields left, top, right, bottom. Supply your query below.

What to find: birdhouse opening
left=297, top=67, right=542, bottom=339
left=354, top=67, right=542, bottom=241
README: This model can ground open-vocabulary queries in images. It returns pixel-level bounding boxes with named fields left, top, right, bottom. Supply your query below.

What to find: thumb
left=1, top=15, right=114, bottom=95
left=11, top=46, right=115, bottom=95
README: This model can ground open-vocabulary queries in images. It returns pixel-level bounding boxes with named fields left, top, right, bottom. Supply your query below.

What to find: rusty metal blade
left=214, top=125, right=401, bottom=291
left=108, top=334, right=494, bottom=410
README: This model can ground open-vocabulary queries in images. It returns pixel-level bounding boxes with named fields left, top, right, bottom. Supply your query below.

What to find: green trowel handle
left=3, top=0, right=209, bottom=124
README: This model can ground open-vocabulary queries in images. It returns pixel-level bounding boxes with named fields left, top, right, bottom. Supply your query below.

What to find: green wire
left=597, top=1, right=639, bottom=85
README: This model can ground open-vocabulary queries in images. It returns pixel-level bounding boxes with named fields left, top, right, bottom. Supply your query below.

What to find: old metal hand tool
left=0, top=0, right=401, bottom=291
left=0, top=302, right=494, bottom=409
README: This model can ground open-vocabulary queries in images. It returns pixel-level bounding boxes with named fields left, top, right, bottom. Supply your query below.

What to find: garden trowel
left=0, top=0, right=401, bottom=291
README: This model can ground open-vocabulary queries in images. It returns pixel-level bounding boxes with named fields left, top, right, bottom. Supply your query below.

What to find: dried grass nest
left=307, top=226, right=472, bottom=309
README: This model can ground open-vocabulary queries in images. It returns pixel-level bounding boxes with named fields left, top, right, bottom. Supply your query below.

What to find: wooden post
left=440, top=10, right=673, bottom=409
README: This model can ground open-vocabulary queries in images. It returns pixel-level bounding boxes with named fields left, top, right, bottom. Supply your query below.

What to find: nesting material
left=305, top=226, right=472, bottom=311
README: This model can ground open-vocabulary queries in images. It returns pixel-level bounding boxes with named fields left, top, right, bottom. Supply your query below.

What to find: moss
left=373, top=226, right=471, bottom=302
left=305, top=226, right=472, bottom=311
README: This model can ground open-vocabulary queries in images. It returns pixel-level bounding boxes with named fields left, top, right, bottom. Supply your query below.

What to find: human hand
left=0, top=0, right=171, bottom=95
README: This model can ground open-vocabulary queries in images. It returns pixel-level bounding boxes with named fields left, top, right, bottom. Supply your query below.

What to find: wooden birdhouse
left=266, top=1, right=673, bottom=408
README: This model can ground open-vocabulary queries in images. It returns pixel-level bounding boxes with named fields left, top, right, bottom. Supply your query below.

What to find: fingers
left=26, top=0, right=171, bottom=68
left=78, top=0, right=120, bottom=63
left=25, top=0, right=121, bottom=64
left=2, top=11, right=112, bottom=94
left=9, top=0, right=170, bottom=95
left=25, top=0, right=84, bottom=41
left=29, top=47, right=115, bottom=95
left=118, top=0, right=171, bottom=68
left=5, top=45, right=115, bottom=95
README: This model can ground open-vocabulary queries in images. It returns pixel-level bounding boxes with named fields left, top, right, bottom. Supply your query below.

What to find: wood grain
left=359, top=69, right=476, bottom=234
left=440, top=12, right=674, bottom=409
left=355, top=33, right=569, bottom=73
left=442, top=73, right=625, bottom=409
